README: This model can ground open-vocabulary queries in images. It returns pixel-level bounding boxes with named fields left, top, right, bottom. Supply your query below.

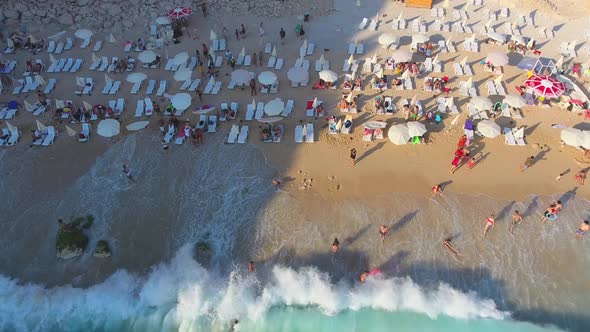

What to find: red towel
left=306, top=100, right=313, bottom=109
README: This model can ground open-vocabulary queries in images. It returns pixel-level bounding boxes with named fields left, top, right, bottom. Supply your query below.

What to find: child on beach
left=576, top=221, right=590, bottom=239
left=350, top=148, right=357, bottom=166
left=510, top=210, right=523, bottom=234
left=379, top=225, right=389, bottom=241
left=248, top=261, right=255, bottom=272
left=483, top=214, right=495, bottom=238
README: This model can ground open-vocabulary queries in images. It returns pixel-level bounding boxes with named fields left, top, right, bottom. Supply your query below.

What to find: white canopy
left=407, top=121, right=427, bottom=137
left=97, top=119, right=120, bottom=137
left=174, top=69, right=192, bottom=82
left=319, top=70, right=338, bottom=82
left=126, top=72, right=147, bottom=83
left=74, top=29, right=93, bottom=40
left=561, top=128, right=584, bottom=147
left=503, top=94, right=526, bottom=108
left=172, top=52, right=189, bottom=65
left=478, top=120, right=501, bottom=138
left=258, top=71, right=278, bottom=85
left=264, top=98, right=285, bottom=116
left=287, top=66, right=309, bottom=83
left=470, top=96, right=493, bottom=110
left=392, top=50, right=412, bottom=62
left=126, top=121, right=150, bottom=131
left=138, top=50, right=157, bottom=63
left=388, top=124, right=411, bottom=145
left=231, top=69, right=251, bottom=85
left=171, top=93, right=192, bottom=111
left=486, top=51, right=509, bottom=66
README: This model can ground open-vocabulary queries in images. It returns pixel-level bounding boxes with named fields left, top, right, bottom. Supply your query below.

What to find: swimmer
left=483, top=214, right=495, bottom=238
left=442, top=238, right=459, bottom=257
left=510, top=210, right=523, bottom=234
left=332, top=238, right=340, bottom=253
left=541, top=204, right=557, bottom=223
left=379, top=225, right=389, bottom=241
left=248, top=261, right=254, bottom=273
left=360, top=271, right=369, bottom=283
left=576, top=220, right=590, bottom=239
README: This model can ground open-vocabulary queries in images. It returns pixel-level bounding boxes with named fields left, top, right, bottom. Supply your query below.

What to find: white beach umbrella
left=126, top=72, right=147, bottom=83
left=97, top=119, right=120, bottom=137
left=174, top=69, right=192, bottom=82
left=478, top=119, right=501, bottom=138
left=231, top=69, right=251, bottom=85
left=392, top=49, right=412, bottom=62
left=83, top=101, right=92, bottom=112
left=526, top=38, right=535, bottom=49
left=347, top=54, right=354, bottom=65
left=407, top=121, right=427, bottom=137
left=365, top=121, right=387, bottom=129
left=155, top=16, right=171, bottom=25
left=378, top=33, right=396, bottom=46
left=319, top=70, right=338, bottom=82
left=412, top=34, right=429, bottom=44
left=171, top=93, right=192, bottom=111
left=486, top=51, right=509, bottom=66
left=126, top=121, right=150, bottom=131
left=36, top=120, right=46, bottom=132
left=65, top=125, right=77, bottom=137
left=561, top=128, right=584, bottom=147
left=460, top=56, right=468, bottom=67
left=272, top=46, right=277, bottom=58
left=138, top=50, right=157, bottom=63
left=173, top=52, right=189, bottom=65
left=107, top=33, right=116, bottom=44
left=287, top=66, right=308, bottom=83
left=503, top=94, right=526, bottom=108
left=74, top=29, right=93, bottom=40
left=512, top=35, right=526, bottom=46
left=258, top=71, right=278, bottom=85
left=388, top=124, right=411, bottom=145
left=471, top=96, right=493, bottom=110
left=346, top=93, right=354, bottom=103
left=264, top=98, right=285, bottom=116
left=24, top=100, right=34, bottom=113
left=258, top=117, right=283, bottom=123
left=210, top=29, right=217, bottom=40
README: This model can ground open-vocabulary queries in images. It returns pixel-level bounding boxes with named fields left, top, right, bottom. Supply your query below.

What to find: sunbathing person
left=354, top=76, right=362, bottom=89
left=425, top=79, right=432, bottom=90
left=342, top=80, right=352, bottom=89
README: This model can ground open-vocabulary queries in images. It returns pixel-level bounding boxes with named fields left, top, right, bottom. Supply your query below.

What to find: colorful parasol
left=524, top=75, right=566, bottom=99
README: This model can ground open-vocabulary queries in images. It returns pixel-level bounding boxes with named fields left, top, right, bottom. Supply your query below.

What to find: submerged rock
left=194, top=241, right=213, bottom=267
left=93, top=240, right=112, bottom=258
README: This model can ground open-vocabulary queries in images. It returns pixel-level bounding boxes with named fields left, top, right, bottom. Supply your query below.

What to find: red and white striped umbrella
left=524, top=75, right=566, bottom=99
left=166, top=7, right=192, bottom=19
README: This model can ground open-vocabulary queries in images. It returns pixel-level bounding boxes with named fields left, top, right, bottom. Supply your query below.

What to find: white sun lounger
left=12, top=79, right=24, bottom=95
left=55, top=42, right=64, bottom=54
left=143, top=98, right=153, bottom=116
left=164, top=59, right=174, bottom=71
left=98, top=56, right=109, bottom=71
left=486, top=81, right=497, bottom=95
left=212, top=39, right=220, bottom=52
left=135, top=99, right=144, bottom=117
left=6, top=126, right=18, bottom=146
left=368, top=20, right=377, bottom=31
left=80, top=39, right=90, bottom=49
left=237, top=126, right=249, bottom=144
left=282, top=99, right=294, bottom=117
left=264, top=43, right=272, bottom=53
left=115, top=98, right=125, bottom=114
left=43, top=78, right=56, bottom=94
left=495, top=81, right=506, bottom=95
left=82, top=78, right=94, bottom=95
left=65, top=38, right=73, bottom=50
left=504, top=127, right=517, bottom=146
left=227, top=124, right=239, bottom=144
left=42, top=126, right=56, bottom=146
left=62, top=58, right=74, bottom=72
left=124, top=42, right=132, bottom=52
left=267, top=56, right=276, bottom=68
left=54, top=58, right=66, bottom=72
left=156, top=80, right=167, bottom=96
left=203, top=79, right=213, bottom=94
left=422, top=57, right=433, bottom=72
left=236, top=55, right=244, bottom=65
left=146, top=80, right=156, bottom=95
left=305, top=123, right=314, bottom=142
left=244, top=55, right=252, bottom=66
left=295, top=125, right=304, bottom=143
left=246, top=103, right=255, bottom=120
left=255, top=102, right=264, bottom=119
left=47, top=40, right=55, bottom=53
left=219, top=39, right=226, bottom=51
left=131, top=81, right=141, bottom=94
left=214, top=56, right=223, bottom=67
left=92, top=40, right=102, bottom=52
left=359, top=17, right=368, bottom=29
left=212, top=81, right=222, bottom=94
left=404, top=77, right=413, bottom=90
left=47, top=60, right=58, bottom=73
left=78, top=123, right=90, bottom=142
left=179, top=79, right=192, bottom=91
left=307, top=43, right=315, bottom=55
left=453, top=63, right=464, bottom=76
left=207, top=115, right=217, bottom=133
left=163, top=126, right=175, bottom=144
left=356, top=44, right=364, bottom=54
left=70, top=58, right=82, bottom=72
left=275, top=58, right=284, bottom=70
left=109, top=81, right=121, bottom=95
left=89, top=58, right=101, bottom=71
left=463, top=64, right=473, bottom=76
left=188, top=79, right=201, bottom=91
left=33, top=101, right=49, bottom=116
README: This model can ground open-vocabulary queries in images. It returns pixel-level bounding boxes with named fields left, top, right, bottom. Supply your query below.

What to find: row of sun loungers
left=47, top=58, right=83, bottom=73
left=134, top=98, right=155, bottom=117
left=358, top=18, right=378, bottom=31
left=0, top=60, right=17, bottom=73
left=0, top=125, right=19, bottom=146
left=226, top=124, right=249, bottom=144
left=294, top=123, right=314, bottom=143
left=46, top=38, right=73, bottom=54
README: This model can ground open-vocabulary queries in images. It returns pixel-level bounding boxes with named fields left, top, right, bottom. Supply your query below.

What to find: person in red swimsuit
left=483, top=214, right=495, bottom=238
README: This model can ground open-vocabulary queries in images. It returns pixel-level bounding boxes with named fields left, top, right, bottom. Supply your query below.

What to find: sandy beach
left=1, top=0, right=590, bottom=331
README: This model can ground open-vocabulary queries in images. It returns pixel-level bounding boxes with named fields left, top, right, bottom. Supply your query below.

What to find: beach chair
left=486, top=81, right=498, bottom=95
left=362, top=127, right=373, bottom=142
left=89, top=57, right=101, bottom=71
left=227, top=124, right=239, bottom=144
left=459, top=81, right=470, bottom=96
left=93, top=40, right=102, bottom=52
left=236, top=54, right=244, bottom=65
left=356, top=44, right=364, bottom=54
left=463, top=64, right=473, bottom=76
left=78, top=123, right=90, bottom=142
left=98, top=56, right=109, bottom=71
left=267, top=56, right=276, bottom=68
left=368, top=20, right=377, bottom=31
left=244, top=55, right=252, bottom=66
left=214, top=56, right=223, bottom=67
left=246, top=103, right=254, bottom=120
left=514, top=127, right=526, bottom=145
left=307, top=43, right=315, bottom=55
left=348, top=43, right=356, bottom=55
left=305, top=123, right=314, bottom=142
left=188, top=79, right=201, bottom=92
left=0, top=128, right=10, bottom=146
left=62, top=58, right=73, bottom=72
left=82, top=78, right=94, bottom=95
left=146, top=80, right=156, bottom=95
left=144, top=98, right=154, bottom=116
left=187, top=57, right=197, bottom=70
left=404, top=77, right=413, bottom=90
left=43, top=78, right=56, bottom=94
left=362, top=58, right=372, bottom=74
left=163, top=126, right=175, bottom=144
left=47, top=40, right=56, bottom=53
left=282, top=99, right=294, bottom=117
left=264, top=43, right=272, bottom=54
left=422, top=57, right=433, bottom=72
left=342, top=60, right=352, bottom=72
left=47, top=59, right=58, bottom=73
left=255, top=102, right=264, bottom=120
left=114, top=98, right=124, bottom=114
left=453, top=63, right=464, bottom=76
left=212, top=39, right=220, bottom=52
left=448, top=41, right=456, bottom=53
left=295, top=125, right=304, bottom=143
left=237, top=126, right=249, bottom=144
left=70, top=59, right=82, bottom=72
left=212, top=81, right=222, bottom=94
left=164, top=59, right=174, bottom=71
left=6, top=126, right=19, bottom=146
left=207, top=115, right=217, bottom=133
left=438, top=40, right=447, bottom=53
left=219, top=39, right=226, bottom=51
left=134, top=99, right=144, bottom=117
left=124, top=42, right=133, bottom=52
left=80, top=39, right=90, bottom=49
left=54, top=58, right=66, bottom=72
left=33, top=100, right=49, bottom=116
left=203, top=79, right=213, bottom=94
left=156, top=80, right=167, bottom=96
left=55, top=42, right=64, bottom=54
left=359, top=17, right=368, bottom=30
left=65, top=38, right=73, bottom=50
left=131, top=81, right=141, bottom=94
left=179, top=79, right=192, bottom=91
left=12, top=79, right=24, bottom=95
left=495, top=81, right=506, bottom=95
left=107, top=57, right=118, bottom=73
left=109, top=81, right=121, bottom=95
left=384, top=97, right=395, bottom=114
left=274, top=58, right=284, bottom=70
left=504, top=127, right=517, bottom=145
left=42, top=126, right=56, bottom=146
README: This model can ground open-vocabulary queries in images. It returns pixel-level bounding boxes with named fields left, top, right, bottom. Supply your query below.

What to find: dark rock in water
left=55, top=215, right=94, bottom=259
left=93, top=240, right=112, bottom=258
left=194, top=241, right=213, bottom=267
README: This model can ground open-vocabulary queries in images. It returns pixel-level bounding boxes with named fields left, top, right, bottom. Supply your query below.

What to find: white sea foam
left=0, top=245, right=509, bottom=332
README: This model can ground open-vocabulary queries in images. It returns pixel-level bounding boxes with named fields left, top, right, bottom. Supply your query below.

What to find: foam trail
left=0, top=245, right=510, bottom=332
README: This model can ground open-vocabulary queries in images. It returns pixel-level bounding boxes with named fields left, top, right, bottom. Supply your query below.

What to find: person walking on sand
left=280, top=28, right=286, bottom=44
left=432, top=184, right=443, bottom=196
left=198, top=63, right=205, bottom=77
left=457, top=134, right=467, bottom=149
left=576, top=220, right=590, bottom=239
left=272, top=179, right=281, bottom=190
left=510, top=210, right=523, bottom=234
left=442, top=238, right=459, bottom=258
left=122, top=161, right=134, bottom=182
left=483, top=214, right=495, bottom=238
left=258, top=50, right=263, bottom=67
left=196, top=88, right=203, bottom=101
left=575, top=170, right=586, bottom=185
left=202, top=43, right=208, bottom=58
left=350, top=148, right=357, bottom=166
left=235, top=28, right=239, bottom=41
left=379, top=225, right=389, bottom=241
left=249, top=78, right=257, bottom=96
left=248, top=261, right=254, bottom=272
left=332, top=238, right=340, bottom=253
left=520, top=156, right=535, bottom=172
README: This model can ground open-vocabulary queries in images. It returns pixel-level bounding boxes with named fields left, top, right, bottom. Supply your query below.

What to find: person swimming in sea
left=442, top=238, right=459, bottom=258
left=332, top=238, right=340, bottom=253
left=360, top=271, right=369, bottom=283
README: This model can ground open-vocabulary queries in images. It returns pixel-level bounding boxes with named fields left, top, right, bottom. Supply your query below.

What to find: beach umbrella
left=174, top=69, right=192, bottom=82
left=258, top=71, right=278, bottom=85
left=272, top=46, right=277, bottom=58
left=5, top=121, right=16, bottom=134
left=48, top=31, right=67, bottom=41
left=287, top=66, right=308, bottom=83
left=375, top=68, right=384, bottom=79
left=347, top=54, right=354, bottom=65
left=388, top=124, right=410, bottom=145
left=210, top=29, right=217, bottom=40
left=346, top=93, right=354, bottom=103
left=524, top=74, right=566, bottom=99
left=231, top=69, right=251, bottom=85
left=97, top=119, right=120, bottom=137
left=36, top=120, right=46, bottom=132
left=503, top=94, right=526, bottom=108
left=512, top=35, right=526, bottom=46
left=392, top=49, right=412, bottom=62
left=460, top=56, right=468, bottom=67
left=172, top=52, right=189, bottom=65
left=555, top=56, right=564, bottom=68
left=126, top=72, right=147, bottom=83
left=471, top=96, right=493, bottom=110
left=264, top=98, right=285, bottom=116
left=319, top=70, right=338, bottom=82
left=155, top=16, right=171, bottom=25
left=445, top=36, right=453, bottom=49
left=24, top=100, right=34, bottom=112
left=107, top=33, right=116, bottom=44
left=410, top=94, right=418, bottom=105
left=126, top=121, right=150, bottom=131
left=65, top=125, right=77, bottom=137
left=378, top=33, right=396, bottom=46
left=83, top=101, right=92, bottom=111
left=412, top=34, right=429, bottom=44
left=239, top=47, right=246, bottom=57
left=442, top=0, right=450, bottom=8
left=166, top=6, right=192, bottom=19
left=560, top=128, right=583, bottom=147
left=138, top=50, right=157, bottom=63
left=407, top=121, right=427, bottom=137
left=171, top=93, right=192, bottom=111
left=104, top=74, right=113, bottom=85
left=74, top=29, right=93, bottom=40
left=486, top=51, right=509, bottom=66
left=477, top=120, right=501, bottom=138
left=258, top=117, right=283, bottom=123
left=365, top=121, right=387, bottom=129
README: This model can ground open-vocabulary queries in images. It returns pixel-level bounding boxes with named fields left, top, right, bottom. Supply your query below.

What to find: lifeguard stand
left=406, top=0, right=433, bottom=9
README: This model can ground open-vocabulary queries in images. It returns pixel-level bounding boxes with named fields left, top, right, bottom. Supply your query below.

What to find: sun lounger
left=134, top=99, right=144, bottom=118
left=80, top=39, right=90, bottom=49
left=188, top=79, right=201, bottom=92
left=356, top=44, right=364, bottom=54
left=246, top=103, right=255, bottom=121
left=306, top=43, right=315, bottom=55
left=495, top=81, right=506, bottom=95
left=305, top=123, right=314, bottom=142
left=281, top=99, right=294, bottom=117
left=212, top=39, right=220, bottom=52
left=453, top=63, right=464, bottom=76
left=255, top=102, right=264, bottom=120
left=0, top=128, right=10, bottom=146
left=98, top=56, right=109, bottom=71
left=55, top=42, right=64, bottom=54
left=82, top=78, right=94, bottom=95
left=141, top=98, right=152, bottom=116
left=12, top=79, right=24, bottom=95
left=204, top=79, right=214, bottom=94
left=237, top=126, right=249, bottom=144
left=244, top=55, right=252, bottom=66
left=114, top=98, right=124, bottom=114
left=65, top=38, right=73, bottom=50
left=129, top=81, right=141, bottom=94
left=70, top=58, right=82, bottom=72
left=212, top=81, right=222, bottom=94
left=227, top=124, right=239, bottom=143
left=369, top=19, right=377, bottom=31
left=404, top=77, right=413, bottom=90
left=62, top=58, right=73, bottom=72
left=214, top=56, right=223, bottom=67
left=145, top=80, right=156, bottom=95
left=206, top=115, right=217, bottom=133
left=504, top=127, right=517, bottom=146
left=42, top=78, right=56, bottom=94
left=359, top=17, right=368, bottom=29
left=264, top=43, right=272, bottom=54
left=107, top=57, right=118, bottom=73
left=422, top=57, right=433, bottom=72
left=272, top=58, right=283, bottom=70
left=108, top=81, right=120, bottom=95
left=342, top=60, right=351, bottom=72
left=236, top=55, right=244, bottom=65
left=6, top=125, right=18, bottom=146
left=78, top=123, right=90, bottom=142
left=164, top=59, right=174, bottom=71
left=179, top=79, right=192, bottom=91
left=42, top=126, right=56, bottom=146
left=54, top=58, right=66, bottom=72
left=124, top=42, right=132, bottom=52
left=218, top=39, right=226, bottom=51
left=227, top=80, right=237, bottom=90
left=156, top=80, right=167, bottom=96
left=486, top=81, right=498, bottom=95
left=47, top=40, right=56, bottom=53
left=463, top=64, right=473, bottom=76
left=348, top=43, right=356, bottom=55
left=89, top=58, right=101, bottom=71
left=267, top=56, right=276, bottom=68
left=47, top=60, right=58, bottom=73
left=295, top=125, right=304, bottom=143
left=163, top=126, right=175, bottom=144
left=33, top=100, right=49, bottom=116
left=92, top=40, right=102, bottom=52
